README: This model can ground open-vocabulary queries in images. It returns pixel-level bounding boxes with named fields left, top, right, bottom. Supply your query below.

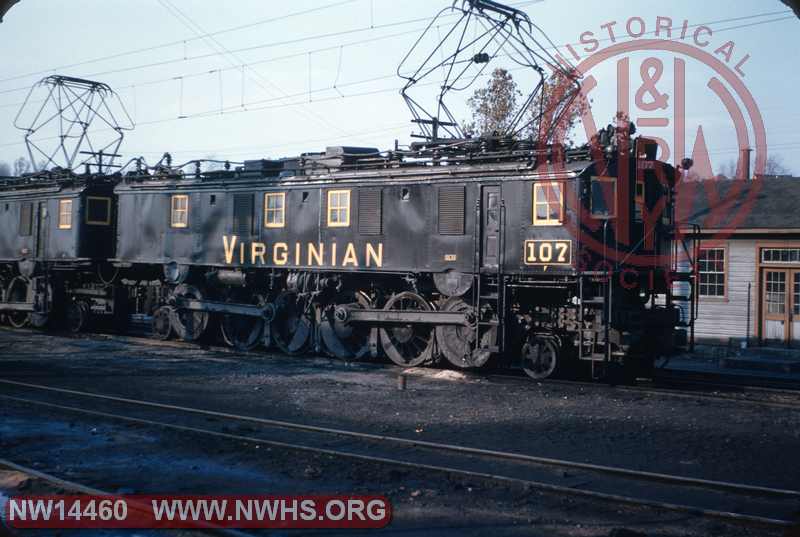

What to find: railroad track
left=3, top=324, right=800, bottom=423
left=0, top=378, right=798, bottom=530
left=486, top=373, right=800, bottom=410
left=3, top=325, right=800, bottom=410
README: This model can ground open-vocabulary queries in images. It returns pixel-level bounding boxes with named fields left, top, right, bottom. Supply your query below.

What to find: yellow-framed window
left=86, top=196, right=112, bottom=226
left=532, top=182, right=563, bottom=225
left=264, top=192, right=285, bottom=228
left=327, top=189, right=350, bottom=227
left=171, top=194, right=189, bottom=228
left=58, top=199, right=73, bottom=229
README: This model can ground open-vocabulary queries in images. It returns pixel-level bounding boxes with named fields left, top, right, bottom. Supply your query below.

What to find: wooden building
left=681, top=176, right=800, bottom=347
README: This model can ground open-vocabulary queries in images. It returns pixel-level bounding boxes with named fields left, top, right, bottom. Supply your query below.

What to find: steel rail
left=0, top=393, right=793, bottom=529
left=89, top=331, right=800, bottom=406
left=3, top=327, right=800, bottom=410
left=485, top=374, right=800, bottom=410
left=0, top=378, right=798, bottom=501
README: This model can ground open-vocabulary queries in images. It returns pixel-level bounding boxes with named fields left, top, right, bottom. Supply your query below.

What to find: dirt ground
left=0, top=328, right=798, bottom=536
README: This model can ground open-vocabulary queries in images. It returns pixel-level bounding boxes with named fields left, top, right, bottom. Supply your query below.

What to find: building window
left=264, top=192, right=285, bottom=228
left=86, top=197, right=111, bottom=226
left=698, top=247, right=726, bottom=298
left=762, top=248, right=800, bottom=264
left=533, top=182, right=563, bottom=225
left=58, top=199, right=73, bottom=229
left=171, top=194, right=189, bottom=228
left=590, top=176, right=616, bottom=218
left=327, top=189, right=350, bottom=227
left=765, top=271, right=786, bottom=314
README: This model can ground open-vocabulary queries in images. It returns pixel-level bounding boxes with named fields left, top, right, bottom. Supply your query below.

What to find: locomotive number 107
left=523, top=240, right=572, bottom=265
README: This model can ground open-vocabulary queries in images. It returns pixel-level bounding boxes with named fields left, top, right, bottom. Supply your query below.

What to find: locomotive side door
left=35, top=200, right=47, bottom=259
left=481, top=186, right=501, bottom=269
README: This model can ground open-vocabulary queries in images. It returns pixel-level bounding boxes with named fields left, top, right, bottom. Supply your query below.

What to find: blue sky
left=0, top=0, right=797, bottom=175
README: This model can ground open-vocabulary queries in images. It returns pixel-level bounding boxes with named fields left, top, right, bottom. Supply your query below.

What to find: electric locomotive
left=0, top=0, right=701, bottom=380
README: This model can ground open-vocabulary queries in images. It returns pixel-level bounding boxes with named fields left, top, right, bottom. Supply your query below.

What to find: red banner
left=5, top=495, right=392, bottom=529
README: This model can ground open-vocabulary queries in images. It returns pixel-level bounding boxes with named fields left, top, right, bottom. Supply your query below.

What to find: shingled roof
left=677, top=176, right=800, bottom=231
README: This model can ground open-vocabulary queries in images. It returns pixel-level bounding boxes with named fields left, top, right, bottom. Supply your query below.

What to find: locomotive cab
left=0, top=174, right=117, bottom=329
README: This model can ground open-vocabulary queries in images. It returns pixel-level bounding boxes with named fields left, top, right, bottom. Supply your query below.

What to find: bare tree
left=717, top=154, right=793, bottom=179
left=716, top=159, right=737, bottom=179
left=0, top=161, right=10, bottom=176
left=13, top=157, right=30, bottom=176
left=764, top=154, right=791, bottom=176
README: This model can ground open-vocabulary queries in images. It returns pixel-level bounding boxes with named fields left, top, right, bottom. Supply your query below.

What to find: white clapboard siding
left=692, top=239, right=757, bottom=343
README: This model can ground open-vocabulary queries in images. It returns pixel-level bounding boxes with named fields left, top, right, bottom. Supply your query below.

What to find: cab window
left=171, top=194, right=189, bottom=228
left=86, top=197, right=111, bottom=226
left=590, top=176, right=616, bottom=218
left=58, top=199, right=73, bottom=229
left=327, top=190, right=350, bottom=227
left=264, top=192, right=285, bottom=228
left=532, top=182, right=563, bottom=225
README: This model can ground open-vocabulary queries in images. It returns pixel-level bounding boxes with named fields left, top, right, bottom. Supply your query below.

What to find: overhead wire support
left=397, top=0, right=580, bottom=145
left=13, top=75, right=133, bottom=173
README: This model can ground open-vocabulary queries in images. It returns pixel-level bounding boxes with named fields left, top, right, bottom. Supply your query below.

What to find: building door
left=791, top=270, right=800, bottom=347
left=763, top=269, right=791, bottom=344
left=481, top=186, right=501, bottom=269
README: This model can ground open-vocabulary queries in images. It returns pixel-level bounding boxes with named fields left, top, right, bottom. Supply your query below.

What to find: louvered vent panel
left=438, top=186, right=465, bottom=235
left=358, top=188, right=382, bottom=235
left=233, top=194, right=254, bottom=237
left=19, top=202, right=32, bottom=236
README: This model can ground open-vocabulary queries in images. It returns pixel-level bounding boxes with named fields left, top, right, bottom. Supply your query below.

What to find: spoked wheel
left=66, top=301, right=89, bottom=333
left=319, top=291, right=376, bottom=360
left=6, top=276, right=30, bottom=329
left=379, top=291, right=435, bottom=367
left=521, top=337, right=559, bottom=380
left=152, top=305, right=174, bottom=341
left=169, top=284, right=209, bottom=341
left=436, top=297, right=497, bottom=369
left=271, top=291, right=313, bottom=355
left=221, top=295, right=267, bottom=352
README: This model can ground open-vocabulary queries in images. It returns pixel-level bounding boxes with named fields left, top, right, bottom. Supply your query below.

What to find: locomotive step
left=479, top=294, right=499, bottom=299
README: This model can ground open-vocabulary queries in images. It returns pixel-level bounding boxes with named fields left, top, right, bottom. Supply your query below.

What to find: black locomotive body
left=0, top=136, right=697, bottom=380
left=0, top=175, right=118, bottom=330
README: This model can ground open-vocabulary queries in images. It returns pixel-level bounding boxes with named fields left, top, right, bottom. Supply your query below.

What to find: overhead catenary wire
left=0, top=1, right=546, bottom=97
left=0, top=8, right=790, bottom=109
left=0, top=0, right=360, bottom=86
left=0, top=11, right=795, bottom=155
left=157, top=0, right=355, bottom=138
